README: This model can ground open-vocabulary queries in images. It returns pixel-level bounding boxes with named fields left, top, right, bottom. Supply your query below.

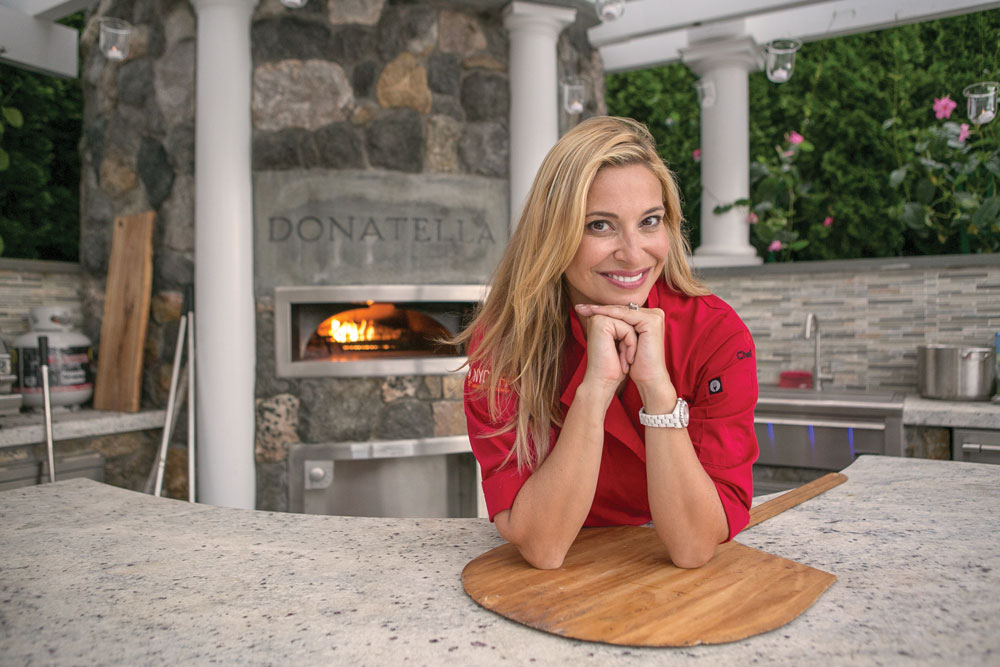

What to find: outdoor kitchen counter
left=1, top=456, right=997, bottom=666
left=902, top=394, right=1000, bottom=429
left=0, top=408, right=167, bottom=448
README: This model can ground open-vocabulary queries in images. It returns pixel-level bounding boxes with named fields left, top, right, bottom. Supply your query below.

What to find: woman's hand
left=574, top=303, right=676, bottom=411
left=580, top=312, right=637, bottom=391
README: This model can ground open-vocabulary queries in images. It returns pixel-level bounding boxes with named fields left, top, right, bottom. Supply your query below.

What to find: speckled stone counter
left=0, top=408, right=166, bottom=448
left=1, top=455, right=997, bottom=665
left=903, top=394, right=1000, bottom=429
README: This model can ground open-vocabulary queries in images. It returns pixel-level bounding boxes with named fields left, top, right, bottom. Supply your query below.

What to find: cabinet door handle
left=962, top=443, right=1000, bottom=453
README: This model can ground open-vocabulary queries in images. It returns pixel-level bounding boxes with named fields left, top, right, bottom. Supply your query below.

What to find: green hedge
left=0, top=12, right=82, bottom=262
left=606, top=10, right=1000, bottom=260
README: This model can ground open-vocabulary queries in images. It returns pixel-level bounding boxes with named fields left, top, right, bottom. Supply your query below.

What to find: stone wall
left=78, top=0, right=604, bottom=509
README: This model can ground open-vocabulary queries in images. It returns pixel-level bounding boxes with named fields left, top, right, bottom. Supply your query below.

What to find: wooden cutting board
left=93, top=211, right=155, bottom=412
left=462, top=473, right=846, bottom=647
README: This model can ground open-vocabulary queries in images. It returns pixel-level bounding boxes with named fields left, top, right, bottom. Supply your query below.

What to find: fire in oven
left=275, top=285, right=484, bottom=378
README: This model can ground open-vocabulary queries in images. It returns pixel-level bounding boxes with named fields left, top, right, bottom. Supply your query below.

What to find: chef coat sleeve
left=686, top=318, right=759, bottom=542
left=463, top=367, right=534, bottom=522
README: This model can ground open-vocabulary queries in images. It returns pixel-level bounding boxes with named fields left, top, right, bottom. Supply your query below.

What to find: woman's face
left=563, top=163, right=669, bottom=308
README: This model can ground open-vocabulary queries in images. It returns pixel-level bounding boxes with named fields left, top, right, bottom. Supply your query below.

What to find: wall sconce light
left=764, top=39, right=802, bottom=84
left=694, top=79, right=716, bottom=108
left=280, top=0, right=308, bottom=7
left=562, top=77, right=586, bottom=115
left=595, top=0, right=625, bottom=22
left=99, top=18, right=132, bottom=61
left=963, top=81, right=998, bottom=125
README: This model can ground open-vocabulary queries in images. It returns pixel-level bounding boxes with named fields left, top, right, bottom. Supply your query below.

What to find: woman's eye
left=641, top=215, right=662, bottom=228
left=587, top=220, right=611, bottom=232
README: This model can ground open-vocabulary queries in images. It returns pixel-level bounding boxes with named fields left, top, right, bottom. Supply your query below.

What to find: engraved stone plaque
left=254, top=170, right=508, bottom=294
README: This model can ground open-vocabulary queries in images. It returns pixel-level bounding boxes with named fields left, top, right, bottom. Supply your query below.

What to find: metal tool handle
left=186, top=310, right=196, bottom=503
left=38, top=336, right=55, bottom=483
left=154, top=314, right=187, bottom=497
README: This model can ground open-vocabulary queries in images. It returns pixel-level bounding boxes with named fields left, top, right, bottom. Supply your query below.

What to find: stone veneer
left=0, top=259, right=83, bottom=343
left=76, top=0, right=604, bottom=509
left=700, top=254, right=1000, bottom=392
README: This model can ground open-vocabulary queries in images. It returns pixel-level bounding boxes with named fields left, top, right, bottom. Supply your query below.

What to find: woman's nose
left=614, top=231, right=644, bottom=263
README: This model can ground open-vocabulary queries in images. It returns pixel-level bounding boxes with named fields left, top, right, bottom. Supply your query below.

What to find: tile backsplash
left=700, top=255, right=1000, bottom=393
left=0, top=259, right=82, bottom=347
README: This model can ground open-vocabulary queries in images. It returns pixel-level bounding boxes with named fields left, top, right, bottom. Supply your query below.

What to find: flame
left=318, top=308, right=404, bottom=347
left=322, top=318, right=376, bottom=344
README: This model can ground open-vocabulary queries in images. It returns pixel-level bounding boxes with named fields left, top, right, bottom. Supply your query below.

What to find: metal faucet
left=803, top=312, right=833, bottom=392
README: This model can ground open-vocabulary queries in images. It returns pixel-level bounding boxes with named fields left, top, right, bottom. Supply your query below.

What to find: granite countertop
left=0, top=408, right=167, bottom=448
left=902, top=394, right=1000, bottom=429
left=1, top=455, right=997, bottom=665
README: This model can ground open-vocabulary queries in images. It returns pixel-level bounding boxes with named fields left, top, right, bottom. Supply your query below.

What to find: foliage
left=0, top=88, right=25, bottom=172
left=606, top=9, right=1000, bottom=261
left=886, top=97, right=1000, bottom=253
left=713, top=131, right=834, bottom=261
left=0, top=11, right=84, bottom=261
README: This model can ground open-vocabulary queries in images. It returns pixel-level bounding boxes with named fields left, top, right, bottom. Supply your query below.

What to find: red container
left=778, top=370, right=813, bottom=389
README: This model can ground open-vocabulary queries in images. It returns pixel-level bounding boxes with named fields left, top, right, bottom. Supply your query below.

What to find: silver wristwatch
left=639, top=398, right=689, bottom=428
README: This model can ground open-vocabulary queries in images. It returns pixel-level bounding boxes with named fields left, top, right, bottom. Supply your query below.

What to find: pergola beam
left=590, top=0, right=824, bottom=47
left=0, top=3, right=78, bottom=78
left=1, top=0, right=91, bottom=20
left=595, top=0, right=1000, bottom=72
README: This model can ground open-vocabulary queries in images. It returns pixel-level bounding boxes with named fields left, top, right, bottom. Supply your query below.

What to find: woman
left=458, top=116, right=758, bottom=570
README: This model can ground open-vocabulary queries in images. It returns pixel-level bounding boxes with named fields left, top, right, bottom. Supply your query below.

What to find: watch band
left=638, top=398, right=689, bottom=428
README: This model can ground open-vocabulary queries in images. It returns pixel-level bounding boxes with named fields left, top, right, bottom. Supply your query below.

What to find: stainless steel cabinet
left=953, top=428, right=1000, bottom=465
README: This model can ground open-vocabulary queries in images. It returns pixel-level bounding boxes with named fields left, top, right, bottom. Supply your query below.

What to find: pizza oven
left=274, top=285, right=484, bottom=378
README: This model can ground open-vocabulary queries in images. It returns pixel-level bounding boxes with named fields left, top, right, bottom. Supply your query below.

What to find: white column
left=681, top=35, right=762, bottom=267
left=190, top=0, right=258, bottom=509
left=503, top=1, right=576, bottom=229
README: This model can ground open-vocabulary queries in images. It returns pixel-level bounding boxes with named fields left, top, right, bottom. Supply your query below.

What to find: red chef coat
left=464, top=278, right=759, bottom=541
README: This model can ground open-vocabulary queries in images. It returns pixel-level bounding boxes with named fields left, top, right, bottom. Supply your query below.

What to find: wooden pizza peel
left=462, top=472, right=846, bottom=647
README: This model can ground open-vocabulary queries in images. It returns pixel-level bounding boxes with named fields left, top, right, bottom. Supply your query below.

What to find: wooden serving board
left=462, top=473, right=846, bottom=647
left=93, top=211, right=155, bottom=412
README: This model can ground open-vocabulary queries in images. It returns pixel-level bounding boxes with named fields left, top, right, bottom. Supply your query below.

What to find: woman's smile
left=600, top=268, right=649, bottom=288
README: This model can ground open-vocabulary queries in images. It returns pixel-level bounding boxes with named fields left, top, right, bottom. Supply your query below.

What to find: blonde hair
left=457, top=116, right=708, bottom=471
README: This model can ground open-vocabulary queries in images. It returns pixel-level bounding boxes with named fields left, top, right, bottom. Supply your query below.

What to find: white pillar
left=190, top=0, right=258, bottom=509
left=503, top=1, right=576, bottom=229
left=682, top=35, right=762, bottom=267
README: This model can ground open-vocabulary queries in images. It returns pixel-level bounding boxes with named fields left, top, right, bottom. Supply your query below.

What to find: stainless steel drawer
left=953, top=428, right=1000, bottom=465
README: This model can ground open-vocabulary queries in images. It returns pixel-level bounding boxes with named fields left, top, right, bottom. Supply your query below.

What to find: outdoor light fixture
left=764, top=39, right=801, bottom=84
left=279, top=0, right=308, bottom=7
left=594, top=0, right=625, bottom=22
left=694, top=79, right=716, bottom=108
left=963, top=81, right=998, bottom=125
left=99, top=18, right=132, bottom=61
left=562, top=77, right=586, bottom=115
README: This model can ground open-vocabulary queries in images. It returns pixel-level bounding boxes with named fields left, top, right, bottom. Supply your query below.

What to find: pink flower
left=787, top=131, right=804, bottom=145
left=823, top=216, right=834, bottom=227
left=692, top=148, right=701, bottom=162
left=768, top=239, right=783, bottom=252
left=747, top=212, right=758, bottom=224
left=933, top=96, right=957, bottom=119
left=958, top=123, right=971, bottom=143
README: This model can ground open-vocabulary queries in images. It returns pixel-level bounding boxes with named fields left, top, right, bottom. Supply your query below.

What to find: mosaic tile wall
left=0, top=260, right=83, bottom=347
left=701, top=256, right=1000, bottom=393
